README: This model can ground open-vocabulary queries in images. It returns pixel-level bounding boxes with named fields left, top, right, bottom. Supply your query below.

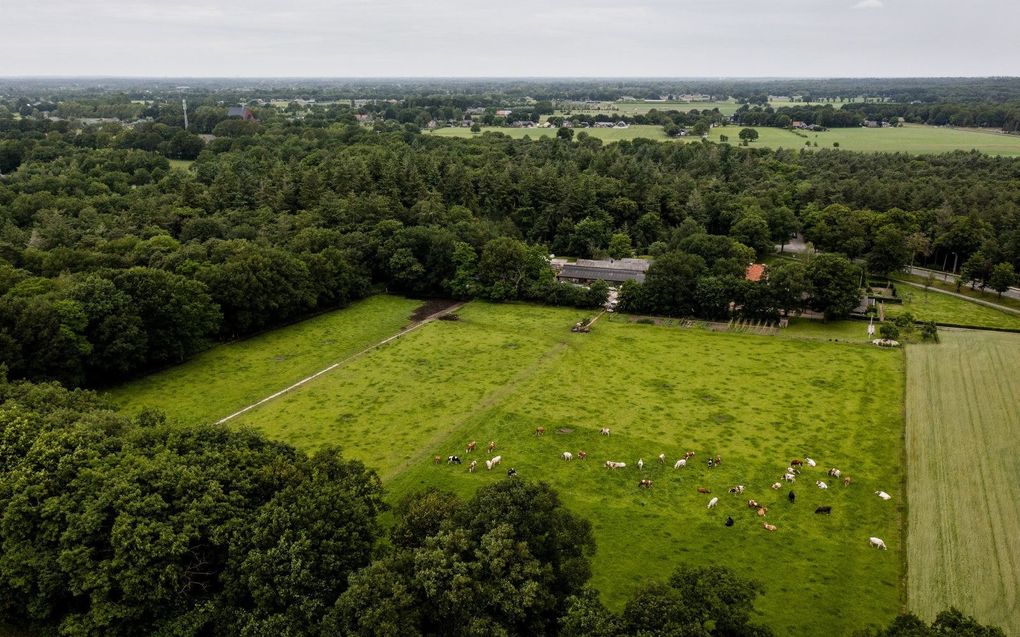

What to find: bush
left=879, top=323, right=900, bottom=340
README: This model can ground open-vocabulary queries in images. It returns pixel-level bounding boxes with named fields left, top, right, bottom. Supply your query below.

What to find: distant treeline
left=841, top=101, right=1020, bottom=131
left=732, top=104, right=866, bottom=128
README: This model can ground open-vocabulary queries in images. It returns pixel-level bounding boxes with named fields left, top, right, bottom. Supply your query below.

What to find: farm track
left=905, top=330, right=1020, bottom=635
left=214, top=301, right=464, bottom=425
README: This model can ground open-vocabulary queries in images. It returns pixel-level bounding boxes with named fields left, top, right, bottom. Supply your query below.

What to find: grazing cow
left=869, top=537, right=887, bottom=550
left=638, top=479, right=653, bottom=489
left=487, top=441, right=496, bottom=452
left=468, top=460, right=478, bottom=473
left=599, top=427, right=611, bottom=436
left=763, top=523, right=777, bottom=532
left=486, top=455, right=502, bottom=470
left=771, top=482, right=782, bottom=490
left=448, top=455, right=462, bottom=465
left=725, top=516, right=734, bottom=527
left=658, top=453, right=666, bottom=464
left=433, top=455, right=442, bottom=465
left=783, top=473, right=797, bottom=482
left=535, top=427, right=546, bottom=436
left=578, top=450, right=588, bottom=460
left=757, top=507, right=768, bottom=517
left=805, top=457, right=817, bottom=467
left=815, top=506, right=832, bottom=514
left=707, top=497, right=719, bottom=509
left=875, top=491, right=891, bottom=501
left=562, top=451, right=573, bottom=461
left=728, top=485, right=745, bottom=495
left=816, top=480, right=828, bottom=490
left=674, top=458, right=686, bottom=469
left=697, top=487, right=711, bottom=494
left=485, top=459, right=493, bottom=471
left=637, top=458, right=644, bottom=470
left=747, top=499, right=760, bottom=509
left=684, top=451, right=696, bottom=460
left=790, top=459, right=803, bottom=468
left=842, top=476, right=852, bottom=487
left=507, top=468, right=517, bottom=477
left=828, top=468, right=842, bottom=478
left=466, top=441, right=477, bottom=453
left=714, top=455, right=722, bottom=466
left=788, top=491, right=796, bottom=503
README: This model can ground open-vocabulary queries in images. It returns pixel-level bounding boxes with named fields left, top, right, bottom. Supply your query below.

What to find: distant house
left=555, top=258, right=650, bottom=285
left=863, top=120, right=881, bottom=128
left=614, top=121, right=629, bottom=128
left=745, top=263, right=766, bottom=282
left=227, top=106, right=256, bottom=121
left=791, top=120, right=807, bottom=129
left=355, top=113, right=372, bottom=123
left=495, top=109, right=513, bottom=117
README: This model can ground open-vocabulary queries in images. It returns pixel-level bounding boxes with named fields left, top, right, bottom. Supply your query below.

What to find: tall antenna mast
left=182, top=97, right=189, bottom=130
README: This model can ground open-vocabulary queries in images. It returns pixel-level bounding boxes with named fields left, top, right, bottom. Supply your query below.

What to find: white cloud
left=853, top=0, right=885, bottom=8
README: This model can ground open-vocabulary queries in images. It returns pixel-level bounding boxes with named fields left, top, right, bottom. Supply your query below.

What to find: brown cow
left=466, top=441, right=477, bottom=453
left=763, top=523, right=777, bottom=532
left=842, top=476, right=852, bottom=487
left=535, top=427, right=546, bottom=436
left=638, top=479, right=653, bottom=489
left=747, top=499, right=760, bottom=509
left=577, top=450, right=588, bottom=460
left=697, top=487, right=711, bottom=494
left=790, top=459, right=803, bottom=467
left=713, top=455, right=722, bottom=466
left=433, top=455, right=442, bottom=465
left=487, top=441, right=496, bottom=452
left=757, top=507, right=768, bottom=517
left=684, top=451, right=696, bottom=460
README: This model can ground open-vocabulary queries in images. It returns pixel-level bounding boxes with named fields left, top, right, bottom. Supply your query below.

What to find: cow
left=790, top=459, right=803, bottom=468
left=842, top=476, right=852, bottom=487
left=783, top=473, right=797, bottom=482
left=816, top=480, right=828, bottom=490
left=786, top=466, right=799, bottom=476
left=578, top=450, right=588, bottom=460
left=507, top=468, right=517, bottom=477
left=535, top=426, right=546, bottom=436
left=770, top=482, right=782, bottom=490
left=562, top=451, right=573, bottom=461
left=747, top=499, right=760, bottom=509
left=684, top=451, right=696, bottom=460
left=637, top=458, right=644, bottom=470
left=763, top=523, right=777, bottom=532
left=600, top=427, right=611, bottom=436
left=466, top=441, right=477, bottom=453
left=805, top=457, right=817, bottom=467
left=433, top=455, right=442, bottom=465
left=875, top=491, right=892, bottom=501
left=707, top=458, right=715, bottom=469
left=605, top=461, right=626, bottom=469
left=448, top=455, right=462, bottom=465
left=725, top=516, right=734, bottom=527
left=638, top=479, right=653, bottom=489
left=707, top=497, right=719, bottom=509
left=487, top=441, right=496, bottom=452
left=697, top=487, right=711, bottom=494
left=757, top=507, right=768, bottom=517
left=815, top=506, right=832, bottom=514
left=486, top=455, right=502, bottom=470
left=828, top=468, right=842, bottom=478
left=869, top=537, right=887, bottom=550
left=728, top=485, right=745, bottom=495
left=674, top=458, right=686, bottom=469
left=658, top=453, right=666, bottom=464
left=468, top=460, right=478, bottom=472
left=788, top=491, right=796, bottom=503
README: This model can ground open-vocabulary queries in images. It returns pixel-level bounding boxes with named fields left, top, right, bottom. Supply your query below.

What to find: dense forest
left=1, top=92, right=1019, bottom=388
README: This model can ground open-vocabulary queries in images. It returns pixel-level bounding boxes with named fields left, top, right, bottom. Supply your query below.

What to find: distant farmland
left=905, top=330, right=1020, bottom=636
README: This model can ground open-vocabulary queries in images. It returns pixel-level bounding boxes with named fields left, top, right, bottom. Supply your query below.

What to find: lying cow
left=757, top=506, right=768, bottom=517
left=815, top=506, right=832, bottom=514
left=697, top=487, right=711, bottom=494
left=875, top=491, right=891, bottom=501
left=770, top=482, right=782, bottom=490
left=638, top=479, right=653, bottom=489
left=828, top=468, right=842, bottom=478
left=816, top=480, right=828, bottom=490
left=728, top=485, right=745, bottom=495
left=763, top=523, right=777, bottom=532
left=747, top=499, right=760, bottom=509
left=448, top=455, right=462, bottom=465
left=783, top=473, right=797, bottom=482
left=507, top=467, right=517, bottom=477
left=805, top=457, right=817, bottom=467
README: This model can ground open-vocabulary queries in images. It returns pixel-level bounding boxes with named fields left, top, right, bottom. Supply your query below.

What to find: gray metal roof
left=558, top=264, right=645, bottom=283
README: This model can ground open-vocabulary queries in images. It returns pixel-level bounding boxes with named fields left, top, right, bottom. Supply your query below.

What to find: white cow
left=875, top=491, right=892, bottom=501
left=674, top=458, right=686, bottom=469
left=770, top=482, right=782, bottom=490
left=562, top=451, right=573, bottom=461
left=605, top=461, right=626, bottom=469
left=600, top=427, right=611, bottom=436
left=658, top=453, right=666, bottom=464
left=728, top=485, right=745, bottom=495
left=869, top=537, right=887, bottom=550
left=783, top=473, right=796, bottom=482
left=805, top=457, right=817, bottom=467
left=816, top=480, right=828, bottom=490
left=485, top=455, right=502, bottom=470
left=707, top=497, right=719, bottom=509
left=637, top=458, right=644, bottom=470
left=468, top=460, right=478, bottom=472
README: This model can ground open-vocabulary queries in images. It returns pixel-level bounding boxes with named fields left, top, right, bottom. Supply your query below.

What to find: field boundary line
left=214, top=301, right=465, bottom=425
left=892, top=279, right=1020, bottom=317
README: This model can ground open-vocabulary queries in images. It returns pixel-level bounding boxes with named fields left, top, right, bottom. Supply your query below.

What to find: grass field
left=107, top=295, right=420, bottom=425
left=883, top=286, right=1020, bottom=330
left=555, top=99, right=842, bottom=117
left=905, top=330, right=1020, bottom=636
left=115, top=301, right=906, bottom=634
left=892, top=273, right=1020, bottom=313
left=427, top=124, right=671, bottom=142
left=167, top=159, right=194, bottom=170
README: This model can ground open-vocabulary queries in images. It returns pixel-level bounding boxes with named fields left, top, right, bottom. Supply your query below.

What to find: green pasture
left=106, top=295, right=420, bottom=425
left=883, top=285, right=1020, bottom=330
left=115, top=301, right=906, bottom=634
left=891, top=273, right=1020, bottom=313
left=167, top=159, right=194, bottom=171
left=427, top=124, right=671, bottom=142
left=906, top=330, right=1020, bottom=636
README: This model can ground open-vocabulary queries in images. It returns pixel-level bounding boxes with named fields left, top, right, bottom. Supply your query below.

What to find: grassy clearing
left=883, top=286, right=1020, bottom=330
left=191, top=302, right=906, bottom=635
left=783, top=318, right=875, bottom=343
left=905, top=330, right=1020, bottom=636
left=167, top=159, right=194, bottom=171
left=106, top=295, right=420, bottom=425
left=892, top=273, right=1020, bottom=313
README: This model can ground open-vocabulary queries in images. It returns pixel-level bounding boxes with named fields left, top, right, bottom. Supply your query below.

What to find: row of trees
left=733, top=104, right=865, bottom=128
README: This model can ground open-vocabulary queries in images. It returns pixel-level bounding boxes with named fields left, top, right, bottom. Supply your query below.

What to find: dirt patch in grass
left=409, top=298, right=461, bottom=322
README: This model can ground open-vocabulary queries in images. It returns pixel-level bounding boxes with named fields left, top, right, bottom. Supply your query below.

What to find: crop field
left=883, top=286, right=1020, bottom=330
left=905, top=330, right=1020, bottom=636
left=115, top=301, right=906, bottom=634
left=107, top=295, right=420, bottom=425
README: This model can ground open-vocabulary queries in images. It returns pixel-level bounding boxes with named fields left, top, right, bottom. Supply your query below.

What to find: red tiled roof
left=745, top=263, right=765, bottom=282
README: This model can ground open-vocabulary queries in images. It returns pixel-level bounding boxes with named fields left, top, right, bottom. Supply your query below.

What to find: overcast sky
left=2, top=0, right=1018, bottom=77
